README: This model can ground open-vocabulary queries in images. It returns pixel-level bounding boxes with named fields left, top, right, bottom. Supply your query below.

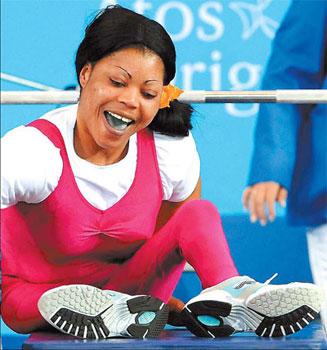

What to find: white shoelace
left=263, top=273, right=279, bottom=285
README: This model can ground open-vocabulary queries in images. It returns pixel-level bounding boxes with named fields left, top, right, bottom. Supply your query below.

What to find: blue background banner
left=1, top=0, right=291, bottom=214
left=2, top=0, right=313, bottom=339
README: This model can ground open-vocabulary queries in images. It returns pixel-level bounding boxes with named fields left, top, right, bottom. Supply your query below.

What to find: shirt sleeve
left=1, top=125, right=63, bottom=208
left=154, top=131, right=200, bottom=202
left=248, top=0, right=327, bottom=190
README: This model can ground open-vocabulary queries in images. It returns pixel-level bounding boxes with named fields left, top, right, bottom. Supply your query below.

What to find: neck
left=73, top=123, right=129, bottom=166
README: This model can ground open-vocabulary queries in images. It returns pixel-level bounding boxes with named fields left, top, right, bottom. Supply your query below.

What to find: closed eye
left=110, top=79, right=125, bottom=87
left=142, top=92, right=156, bottom=99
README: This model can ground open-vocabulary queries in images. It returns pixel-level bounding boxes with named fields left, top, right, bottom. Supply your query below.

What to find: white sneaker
left=181, top=275, right=324, bottom=338
left=38, top=284, right=168, bottom=339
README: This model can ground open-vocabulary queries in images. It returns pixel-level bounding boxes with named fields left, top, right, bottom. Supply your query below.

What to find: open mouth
left=104, top=111, right=134, bottom=131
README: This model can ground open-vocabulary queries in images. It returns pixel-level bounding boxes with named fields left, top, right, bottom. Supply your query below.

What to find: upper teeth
left=109, top=111, right=133, bottom=124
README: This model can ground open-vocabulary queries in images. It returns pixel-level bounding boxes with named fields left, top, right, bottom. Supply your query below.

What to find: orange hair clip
left=160, top=84, right=184, bottom=109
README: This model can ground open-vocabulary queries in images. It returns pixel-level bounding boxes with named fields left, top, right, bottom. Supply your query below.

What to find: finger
left=266, top=185, right=280, bottom=222
left=253, top=186, right=267, bottom=225
left=242, top=187, right=252, bottom=210
left=277, top=187, right=288, bottom=207
left=248, top=189, right=258, bottom=223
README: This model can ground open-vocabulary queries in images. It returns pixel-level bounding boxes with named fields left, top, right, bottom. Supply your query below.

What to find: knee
left=175, top=200, right=222, bottom=238
left=174, top=200, right=223, bottom=243
left=177, top=199, right=221, bottom=223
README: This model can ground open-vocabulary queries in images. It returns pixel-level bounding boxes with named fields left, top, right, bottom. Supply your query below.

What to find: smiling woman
left=75, top=47, right=165, bottom=165
left=1, top=5, right=323, bottom=341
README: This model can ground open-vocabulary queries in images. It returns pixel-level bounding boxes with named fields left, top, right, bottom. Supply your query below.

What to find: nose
left=117, top=87, right=139, bottom=109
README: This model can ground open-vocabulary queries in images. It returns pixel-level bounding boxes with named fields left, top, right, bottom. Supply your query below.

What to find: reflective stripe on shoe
left=37, top=284, right=168, bottom=339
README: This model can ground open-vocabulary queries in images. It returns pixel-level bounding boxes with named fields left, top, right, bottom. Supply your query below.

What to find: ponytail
left=148, top=101, right=193, bottom=137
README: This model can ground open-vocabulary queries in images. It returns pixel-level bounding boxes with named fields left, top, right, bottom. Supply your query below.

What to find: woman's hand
left=242, top=181, right=288, bottom=225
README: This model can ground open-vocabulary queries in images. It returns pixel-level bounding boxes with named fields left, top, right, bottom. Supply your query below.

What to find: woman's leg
left=103, top=199, right=238, bottom=302
left=2, top=275, right=61, bottom=333
left=5, top=199, right=238, bottom=335
left=1, top=266, right=119, bottom=334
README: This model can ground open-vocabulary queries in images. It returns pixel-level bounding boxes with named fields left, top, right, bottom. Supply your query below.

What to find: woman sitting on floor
left=1, top=5, right=323, bottom=339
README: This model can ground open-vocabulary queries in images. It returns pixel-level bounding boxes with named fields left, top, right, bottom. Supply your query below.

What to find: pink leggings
left=2, top=200, right=238, bottom=333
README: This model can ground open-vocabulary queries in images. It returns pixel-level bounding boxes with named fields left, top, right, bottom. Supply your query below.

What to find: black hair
left=75, top=5, right=192, bottom=137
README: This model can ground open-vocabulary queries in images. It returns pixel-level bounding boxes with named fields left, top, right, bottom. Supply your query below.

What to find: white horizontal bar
left=0, top=72, right=60, bottom=91
left=1, top=90, right=326, bottom=104
left=1, top=91, right=80, bottom=104
left=276, top=89, right=327, bottom=103
left=180, top=90, right=327, bottom=103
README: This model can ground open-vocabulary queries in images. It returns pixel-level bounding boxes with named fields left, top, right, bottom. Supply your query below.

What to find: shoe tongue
left=201, top=276, right=255, bottom=294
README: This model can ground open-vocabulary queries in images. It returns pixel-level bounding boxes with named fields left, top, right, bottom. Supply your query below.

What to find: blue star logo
left=229, top=0, right=279, bottom=40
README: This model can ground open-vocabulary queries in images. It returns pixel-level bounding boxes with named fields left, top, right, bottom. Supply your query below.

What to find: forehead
left=100, top=47, right=165, bottom=80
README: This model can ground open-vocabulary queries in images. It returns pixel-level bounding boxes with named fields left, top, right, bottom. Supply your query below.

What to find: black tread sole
left=127, top=296, right=169, bottom=338
left=182, top=300, right=319, bottom=338
left=50, top=307, right=110, bottom=339
left=181, top=300, right=235, bottom=337
left=255, top=305, right=319, bottom=337
left=49, top=295, right=168, bottom=339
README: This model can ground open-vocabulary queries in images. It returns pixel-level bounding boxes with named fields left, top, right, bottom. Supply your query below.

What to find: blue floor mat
left=4, top=321, right=323, bottom=350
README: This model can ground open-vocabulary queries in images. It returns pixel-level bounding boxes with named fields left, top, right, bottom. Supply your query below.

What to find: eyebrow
left=144, top=79, right=161, bottom=85
left=114, top=66, right=161, bottom=84
left=115, top=65, right=131, bottom=78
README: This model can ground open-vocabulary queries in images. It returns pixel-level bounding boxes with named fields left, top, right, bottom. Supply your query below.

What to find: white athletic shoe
left=38, top=284, right=168, bottom=339
left=181, top=274, right=324, bottom=338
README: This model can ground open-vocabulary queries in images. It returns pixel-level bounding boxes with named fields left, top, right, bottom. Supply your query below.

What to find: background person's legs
left=307, top=224, right=327, bottom=332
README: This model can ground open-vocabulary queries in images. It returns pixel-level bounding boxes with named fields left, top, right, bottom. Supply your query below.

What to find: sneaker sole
left=181, top=300, right=235, bottom=337
left=181, top=285, right=323, bottom=338
left=38, top=285, right=169, bottom=339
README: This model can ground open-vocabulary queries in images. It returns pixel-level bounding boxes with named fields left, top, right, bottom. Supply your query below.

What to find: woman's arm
left=1, top=126, right=62, bottom=208
left=155, top=178, right=201, bottom=232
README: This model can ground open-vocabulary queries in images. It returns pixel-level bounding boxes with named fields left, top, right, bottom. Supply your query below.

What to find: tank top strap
left=28, top=119, right=67, bottom=151
left=137, top=129, right=162, bottom=193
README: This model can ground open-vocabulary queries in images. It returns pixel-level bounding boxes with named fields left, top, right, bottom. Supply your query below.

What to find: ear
left=79, top=64, right=92, bottom=88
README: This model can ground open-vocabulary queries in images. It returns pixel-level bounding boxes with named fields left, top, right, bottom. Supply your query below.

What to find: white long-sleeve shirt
left=1, top=104, right=200, bottom=210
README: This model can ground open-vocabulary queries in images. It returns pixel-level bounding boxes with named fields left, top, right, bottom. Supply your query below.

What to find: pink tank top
left=1, top=119, right=163, bottom=284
